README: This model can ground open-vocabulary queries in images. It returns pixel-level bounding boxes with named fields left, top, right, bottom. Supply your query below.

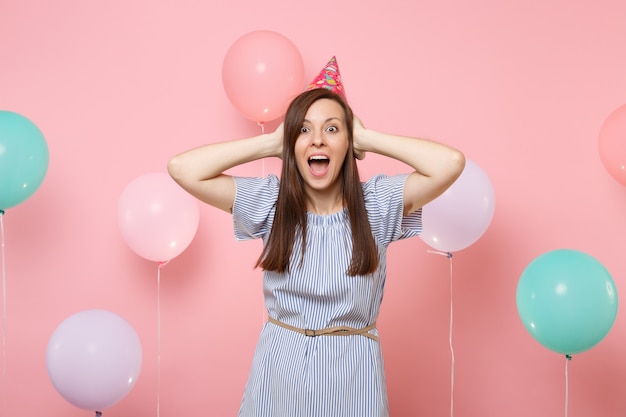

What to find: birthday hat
left=306, top=56, right=346, bottom=99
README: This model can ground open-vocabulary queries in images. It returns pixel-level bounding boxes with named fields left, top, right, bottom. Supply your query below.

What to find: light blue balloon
left=516, top=249, right=618, bottom=355
left=0, top=110, right=49, bottom=210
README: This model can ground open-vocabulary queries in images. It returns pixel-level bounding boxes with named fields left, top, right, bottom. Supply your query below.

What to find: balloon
left=118, top=172, right=200, bottom=263
left=46, top=309, right=142, bottom=411
left=516, top=249, right=618, bottom=355
left=420, top=159, right=495, bottom=252
left=598, top=104, right=626, bottom=186
left=0, top=110, right=49, bottom=210
left=222, top=30, right=305, bottom=123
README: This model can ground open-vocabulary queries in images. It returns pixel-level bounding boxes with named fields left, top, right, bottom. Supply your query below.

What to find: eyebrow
left=303, top=117, right=343, bottom=124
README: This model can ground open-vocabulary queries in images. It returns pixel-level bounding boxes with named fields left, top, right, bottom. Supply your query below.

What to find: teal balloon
left=0, top=111, right=49, bottom=210
left=516, top=249, right=618, bottom=355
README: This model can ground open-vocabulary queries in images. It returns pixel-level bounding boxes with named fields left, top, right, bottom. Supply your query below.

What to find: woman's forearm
left=355, top=128, right=464, bottom=179
left=168, top=132, right=281, bottom=182
left=354, top=124, right=465, bottom=214
left=167, top=128, right=282, bottom=212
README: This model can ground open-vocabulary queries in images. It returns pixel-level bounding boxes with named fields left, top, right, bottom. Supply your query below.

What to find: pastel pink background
left=1, top=0, right=626, bottom=416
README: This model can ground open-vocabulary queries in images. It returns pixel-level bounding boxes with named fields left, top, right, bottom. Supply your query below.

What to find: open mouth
left=308, top=155, right=330, bottom=174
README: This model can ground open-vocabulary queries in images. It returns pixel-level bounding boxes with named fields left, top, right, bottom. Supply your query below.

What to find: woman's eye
left=300, top=127, right=310, bottom=133
left=327, top=126, right=338, bottom=133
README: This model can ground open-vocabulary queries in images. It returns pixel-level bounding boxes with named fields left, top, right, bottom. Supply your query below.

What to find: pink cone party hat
left=306, top=56, right=346, bottom=99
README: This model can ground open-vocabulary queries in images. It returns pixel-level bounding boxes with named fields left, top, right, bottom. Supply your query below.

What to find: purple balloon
left=46, top=309, right=142, bottom=411
left=420, top=159, right=495, bottom=253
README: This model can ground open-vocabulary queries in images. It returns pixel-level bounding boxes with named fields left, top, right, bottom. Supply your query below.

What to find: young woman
left=168, top=88, right=465, bottom=416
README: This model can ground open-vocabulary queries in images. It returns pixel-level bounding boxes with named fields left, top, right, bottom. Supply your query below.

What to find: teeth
left=309, top=155, right=329, bottom=161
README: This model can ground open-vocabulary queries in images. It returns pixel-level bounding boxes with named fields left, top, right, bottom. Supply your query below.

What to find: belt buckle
left=304, top=329, right=317, bottom=337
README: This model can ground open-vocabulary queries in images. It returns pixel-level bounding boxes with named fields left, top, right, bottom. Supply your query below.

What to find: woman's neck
left=305, top=191, right=344, bottom=215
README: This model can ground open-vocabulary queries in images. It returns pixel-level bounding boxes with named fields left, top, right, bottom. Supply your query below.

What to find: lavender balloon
left=420, top=159, right=495, bottom=253
left=46, top=309, right=142, bottom=412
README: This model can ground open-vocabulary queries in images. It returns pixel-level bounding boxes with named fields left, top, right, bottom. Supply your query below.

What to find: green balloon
left=516, top=249, right=618, bottom=355
left=0, top=111, right=49, bottom=210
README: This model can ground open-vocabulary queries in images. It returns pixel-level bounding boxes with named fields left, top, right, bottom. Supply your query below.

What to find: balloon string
left=258, top=121, right=267, bottom=328
left=565, top=354, right=572, bottom=417
left=0, top=211, right=5, bottom=417
left=427, top=250, right=454, bottom=417
left=259, top=121, right=266, bottom=180
left=1, top=210, right=6, bottom=381
left=447, top=253, right=454, bottom=417
left=157, top=262, right=167, bottom=417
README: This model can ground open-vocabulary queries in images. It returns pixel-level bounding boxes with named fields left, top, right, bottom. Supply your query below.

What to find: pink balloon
left=46, top=310, right=142, bottom=411
left=598, top=104, right=626, bottom=186
left=222, top=30, right=305, bottom=123
left=118, top=172, right=200, bottom=262
left=420, top=159, right=495, bottom=253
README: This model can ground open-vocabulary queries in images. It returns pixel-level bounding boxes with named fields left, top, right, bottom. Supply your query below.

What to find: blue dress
left=232, top=174, right=421, bottom=417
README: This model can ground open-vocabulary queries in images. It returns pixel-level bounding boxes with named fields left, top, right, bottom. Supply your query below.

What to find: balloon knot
left=0, top=210, right=4, bottom=215
left=158, top=260, right=169, bottom=269
left=96, top=412, right=103, bottom=417
left=565, top=354, right=572, bottom=360
left=426, top=249, right=451, bottom=258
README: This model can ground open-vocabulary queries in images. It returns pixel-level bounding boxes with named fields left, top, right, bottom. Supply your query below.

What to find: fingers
left=352, top=116, right=366, bottom=160
left=353, top=116, right=364, bottom=129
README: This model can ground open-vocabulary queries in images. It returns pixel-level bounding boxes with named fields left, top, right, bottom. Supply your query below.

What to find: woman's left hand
left=353, top=116, right=366, bottom=160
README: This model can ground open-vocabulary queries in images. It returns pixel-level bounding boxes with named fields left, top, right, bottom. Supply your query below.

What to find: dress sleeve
left=232, top=175, right=279, bottom=241
left=363, top=174, right=422, bottom=246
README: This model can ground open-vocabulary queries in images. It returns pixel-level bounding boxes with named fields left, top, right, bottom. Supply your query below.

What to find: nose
left=312, top=129, right=325, bottom=147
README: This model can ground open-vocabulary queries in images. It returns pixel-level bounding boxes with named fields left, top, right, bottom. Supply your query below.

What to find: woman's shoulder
left=234, top=174, right=280, bottom=192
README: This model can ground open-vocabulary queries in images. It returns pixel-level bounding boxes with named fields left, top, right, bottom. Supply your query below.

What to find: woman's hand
left=352, top=116, right=366, bottom=160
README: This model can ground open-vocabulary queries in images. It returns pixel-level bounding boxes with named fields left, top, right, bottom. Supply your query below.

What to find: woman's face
left=294, top=98, right=349, bottom=195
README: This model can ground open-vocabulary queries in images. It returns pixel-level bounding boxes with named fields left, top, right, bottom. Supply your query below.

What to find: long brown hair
left=256, top=88, right=379, bottom=276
